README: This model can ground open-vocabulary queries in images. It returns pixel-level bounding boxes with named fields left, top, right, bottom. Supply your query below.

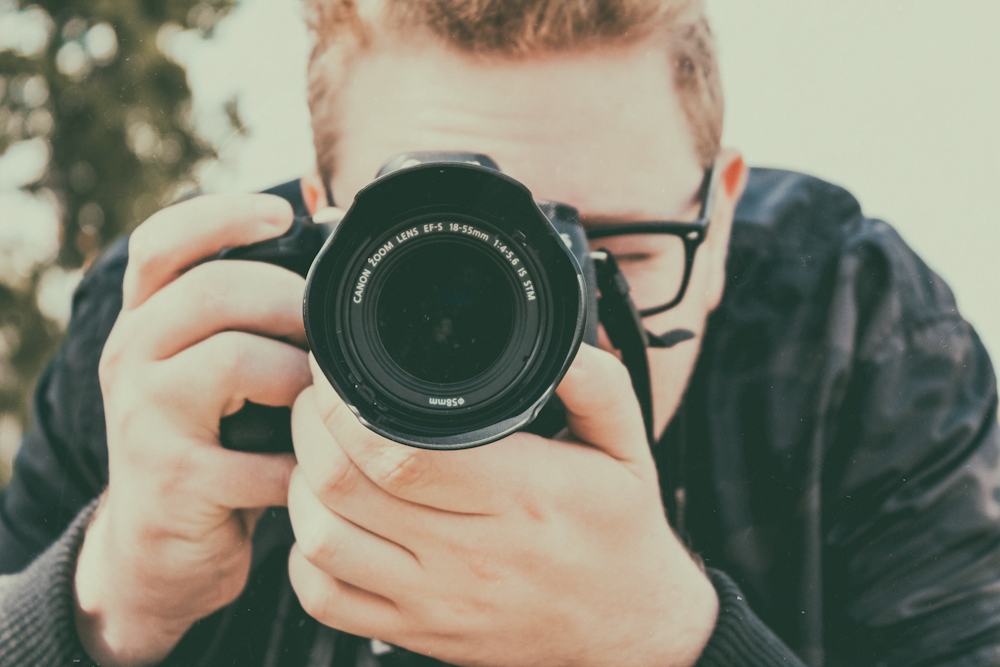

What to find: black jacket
left=1, top=169, right=998, bottom=666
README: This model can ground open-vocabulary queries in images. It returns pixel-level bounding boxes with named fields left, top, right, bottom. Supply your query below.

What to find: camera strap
left=592, top=251, right=655, bottom=446
left=592, top=252, right=693, bottom=538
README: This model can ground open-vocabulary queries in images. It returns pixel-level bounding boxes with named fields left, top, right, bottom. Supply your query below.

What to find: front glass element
left=376, top=241, right=515, bottom=385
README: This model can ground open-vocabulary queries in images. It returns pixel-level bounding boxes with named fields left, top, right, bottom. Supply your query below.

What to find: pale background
left=171, top=0, right=1000, bottom=361
left=0, top=0, right=997, bottom=477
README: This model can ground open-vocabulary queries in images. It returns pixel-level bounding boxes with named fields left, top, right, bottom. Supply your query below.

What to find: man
left=1, top=0, right=998, bottom=665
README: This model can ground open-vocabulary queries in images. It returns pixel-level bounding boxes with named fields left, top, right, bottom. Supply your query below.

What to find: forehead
left=329, top=37, right=703, bottom=219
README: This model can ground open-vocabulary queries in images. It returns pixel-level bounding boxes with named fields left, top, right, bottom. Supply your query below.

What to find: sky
left=167, top=0, right=1000, bottom=361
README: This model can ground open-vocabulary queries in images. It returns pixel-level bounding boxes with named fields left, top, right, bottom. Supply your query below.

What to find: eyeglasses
left=584, top=164, right=719, bottom=317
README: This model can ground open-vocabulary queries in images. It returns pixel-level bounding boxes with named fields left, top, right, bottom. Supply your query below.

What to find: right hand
left=73, top=194, right=313, bottom=667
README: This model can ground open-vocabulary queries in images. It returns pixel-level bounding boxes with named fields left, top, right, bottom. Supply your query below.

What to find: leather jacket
left=1, top=169, right=998, bottom=666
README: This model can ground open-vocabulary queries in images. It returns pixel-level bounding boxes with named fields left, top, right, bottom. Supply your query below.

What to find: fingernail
left=312, top=206, right=345, bottom=225
left=256, top=196, right=291, bottom=224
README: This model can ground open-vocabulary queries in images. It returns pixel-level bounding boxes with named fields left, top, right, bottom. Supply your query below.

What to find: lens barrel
left=304, top=162, right=586, bottom=449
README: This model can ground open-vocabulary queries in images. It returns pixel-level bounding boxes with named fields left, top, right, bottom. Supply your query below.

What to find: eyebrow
left=576, top=175, right=708, bottom=226
left=577, top=198, right=703, bottom=226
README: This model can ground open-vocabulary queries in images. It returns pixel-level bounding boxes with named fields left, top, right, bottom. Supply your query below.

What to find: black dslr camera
left=220, top=153, right=604, bottom=451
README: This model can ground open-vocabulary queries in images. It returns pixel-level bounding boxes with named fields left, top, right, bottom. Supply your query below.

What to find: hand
left=74, top=195, right=313, bottom=667
left=287, top=344, right=718, bottom=667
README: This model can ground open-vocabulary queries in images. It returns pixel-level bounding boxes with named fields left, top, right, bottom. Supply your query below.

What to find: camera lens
left=304, top=161, right=586, bottom=448
left=376, top=239, right=515, bottom=384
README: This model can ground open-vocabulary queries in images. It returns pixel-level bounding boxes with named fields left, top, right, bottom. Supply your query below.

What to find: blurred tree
left=0, top=0, right=235, bottom=486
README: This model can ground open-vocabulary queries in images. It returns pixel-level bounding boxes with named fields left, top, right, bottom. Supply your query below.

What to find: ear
left=703, top=148, right=748, bottom=311
left=300, top=164, right=330, bottom=215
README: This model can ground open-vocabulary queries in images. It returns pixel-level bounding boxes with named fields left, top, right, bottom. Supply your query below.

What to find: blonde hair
left=304, top=0, right=723, bottom=185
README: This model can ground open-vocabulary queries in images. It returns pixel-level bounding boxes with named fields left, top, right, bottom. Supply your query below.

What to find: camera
left=220, top=153, right=600, bottom=451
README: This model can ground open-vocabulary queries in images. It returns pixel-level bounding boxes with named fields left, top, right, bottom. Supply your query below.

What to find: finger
left=311, top=206, right=347, bottom=226
left=306, top=355, right=530, bottom=514
left=287, top=467, right=422, bottom=598
left=289, top=544, right=403, bottom=641
left=555, top=344, right=651, bottom=466
left=195, top=445, right=297, bottom=509
left=123, top=194, right=293, bottom=310
left=129, top=260, right=306, bottom=360
left=160, top=331, right=312, bottom=420
left=292, top=386, right=448, bottom=543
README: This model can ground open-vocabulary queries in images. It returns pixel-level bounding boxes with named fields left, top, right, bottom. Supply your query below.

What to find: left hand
left=287, top=344, right=717, bottom=667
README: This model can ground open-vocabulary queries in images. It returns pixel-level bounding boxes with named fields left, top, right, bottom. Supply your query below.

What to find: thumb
left=555, top=344, right=650, bottom=465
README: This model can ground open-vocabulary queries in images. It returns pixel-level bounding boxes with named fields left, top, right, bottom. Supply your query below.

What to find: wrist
left=670, top=568, right=719, bottom=666
left=73, top=499, right=208, bottom=666
left=627, top=542, right=719, bottom=667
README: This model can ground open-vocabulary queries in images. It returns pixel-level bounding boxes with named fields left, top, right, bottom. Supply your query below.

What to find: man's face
left=324, top=34, right=740, bottom=437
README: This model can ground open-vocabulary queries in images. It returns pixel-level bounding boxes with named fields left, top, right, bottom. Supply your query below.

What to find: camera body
left=220, top=153, right=599, bottom=451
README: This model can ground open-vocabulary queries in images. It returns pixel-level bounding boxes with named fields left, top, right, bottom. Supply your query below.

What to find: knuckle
left=126, top=224, right=157, bottom=271
left=106, top=395, right=143, bottom=455
left=320, top=389, right=353, bottom=428
left=148, top=446, right=200, bottom=498
left=369, top=447, right=428, bottom=494
left=101, top=365, right=151, bottom=437
left=98, top=318, right=137, bottom=384
left=315, top=451, right=360, bottom=503
left=513, top=484, right=553, bottom=526
left=293, top=566, right=339, bottom=625
left=454, top=539, right=507, bottom=584
left=98, top=341, right=122, bottom=385
left=296, top=518, right=340, bottom=566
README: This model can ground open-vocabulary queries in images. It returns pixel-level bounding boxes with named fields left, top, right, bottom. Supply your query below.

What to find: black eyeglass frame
left=584, top=164, right=720, bottom=318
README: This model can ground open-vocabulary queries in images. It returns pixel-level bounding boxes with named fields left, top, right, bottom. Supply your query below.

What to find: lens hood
left=304, top=161, right=586, bottom=449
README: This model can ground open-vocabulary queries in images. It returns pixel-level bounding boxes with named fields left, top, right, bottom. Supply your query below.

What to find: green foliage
left=0, top=0, right=234, bottom=485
